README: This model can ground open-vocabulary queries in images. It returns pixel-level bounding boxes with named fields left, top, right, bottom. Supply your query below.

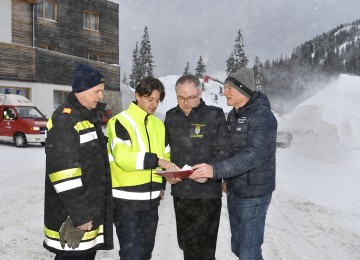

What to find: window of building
left=37, top=0, right=57, bottom=21
left=39, top=44, right=58, bottom=52
left=88, top=52, right=100, bottom=61
left=0, top=87, right=30, bottom=99
left=53, top=90, right=69, bottom=110
left=83, top=11, right=99, bottom=31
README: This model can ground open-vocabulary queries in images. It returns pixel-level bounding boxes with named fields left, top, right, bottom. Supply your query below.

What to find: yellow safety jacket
left=107, top=102, right=170, bottom=210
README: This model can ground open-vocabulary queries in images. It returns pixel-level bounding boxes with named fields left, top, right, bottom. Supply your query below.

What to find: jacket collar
left=128, top=101, right=153, bottom=121
left=67, top=92, right=105, bottom=124
left=175, top=98, right=206, bottom=117
left=233, top=91, right=271, bottom=115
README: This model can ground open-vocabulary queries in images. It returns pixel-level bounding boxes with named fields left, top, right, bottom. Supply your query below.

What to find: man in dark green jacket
left=44, top=63, right=113, bottom=259
left=165, top=74, right=232, bottom=260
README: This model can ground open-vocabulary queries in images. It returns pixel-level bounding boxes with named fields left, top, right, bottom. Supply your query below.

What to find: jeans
left=174, top=197, right=221, bottom=260
left=227, top=191, right=272, bottom=260
left=113, top=208, right=159, bottom=260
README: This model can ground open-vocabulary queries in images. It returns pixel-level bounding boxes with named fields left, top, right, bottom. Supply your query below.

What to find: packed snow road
left=0, top=144, right=359, bottom=259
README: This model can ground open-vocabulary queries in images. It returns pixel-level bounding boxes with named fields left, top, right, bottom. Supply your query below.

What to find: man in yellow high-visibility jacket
left=107, top=76, right=178, bottom=260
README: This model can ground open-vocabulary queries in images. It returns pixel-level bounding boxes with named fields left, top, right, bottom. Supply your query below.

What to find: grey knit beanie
left=224, top=67, right=254, bottom=98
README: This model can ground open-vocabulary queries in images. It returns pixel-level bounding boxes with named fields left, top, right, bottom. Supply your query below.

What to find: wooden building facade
left=0, top=0, right=121, bottom=118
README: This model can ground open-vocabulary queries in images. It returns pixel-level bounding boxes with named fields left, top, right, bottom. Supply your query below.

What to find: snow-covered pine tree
left=129, top=41, right=142, bottom=88
left=226, top=29, right=249, bottom=75
left=183, top=61, right=191, bottom=75
left=195, top=56, right=206, bottom=78
left=253, top=56, right=264, bottom=92
left=139, top=26, right=155, bottom=77
left=226, top=53, right=235, bottom=75
left=122, top=73, right=128, bottom=85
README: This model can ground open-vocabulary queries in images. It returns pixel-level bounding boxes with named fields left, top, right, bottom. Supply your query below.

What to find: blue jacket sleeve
left=212, top=109, right=277, bottom=180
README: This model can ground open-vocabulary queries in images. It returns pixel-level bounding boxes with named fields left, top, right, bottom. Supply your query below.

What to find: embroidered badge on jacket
left=190, top=123, right=205, bottom=138
left=62, top=108, right=72, bottom=114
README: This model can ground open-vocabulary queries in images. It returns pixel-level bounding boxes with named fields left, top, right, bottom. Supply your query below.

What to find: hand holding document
left=155, top=164, right=193, bottom=178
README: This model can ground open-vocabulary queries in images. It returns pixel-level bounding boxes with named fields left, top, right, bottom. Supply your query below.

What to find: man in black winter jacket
left=191, top=68, right=277, bottom=260
left=44, top=63, right=113, bottom=259
left=164, top=75, right=232, bottom=260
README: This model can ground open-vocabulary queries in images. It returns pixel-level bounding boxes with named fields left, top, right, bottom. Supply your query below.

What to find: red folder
left=155, top=169, right=193, bottom=178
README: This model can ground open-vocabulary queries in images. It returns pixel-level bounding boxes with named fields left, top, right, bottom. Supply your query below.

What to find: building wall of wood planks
left=11, top=0, right=119, bottom=70
left=3, top=0, right=121, bottom=111
left=0, top=42, right=35, bottom=81
left=0, top=42, right=120, bottom=91
left=34, top=0, right=119, bottom=65
left=12, top=0, right=33, bottom=46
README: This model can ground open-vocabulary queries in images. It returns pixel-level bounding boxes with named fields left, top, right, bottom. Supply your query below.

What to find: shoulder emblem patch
left=63, top=108, right=72, bottom=114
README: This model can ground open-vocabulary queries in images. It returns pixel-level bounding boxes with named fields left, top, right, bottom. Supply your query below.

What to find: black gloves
left=59, top=217, right=86, bottom=249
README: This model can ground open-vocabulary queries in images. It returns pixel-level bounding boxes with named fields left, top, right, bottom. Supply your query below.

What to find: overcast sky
left=117, top=0, right=360, bottom=78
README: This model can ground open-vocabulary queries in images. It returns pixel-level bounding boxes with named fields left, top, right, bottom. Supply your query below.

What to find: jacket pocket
left=247, top=170, right=274, bottom=186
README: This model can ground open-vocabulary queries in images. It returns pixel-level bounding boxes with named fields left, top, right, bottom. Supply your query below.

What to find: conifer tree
left=122, top=73, right=128, bottom=85
left=129, top=41, right=141, bottom=88
left=226, top=29, right=249, bottom=75
left=226, top=53, right=235, bottom=75
left=139, top=26, right=155, bottom=77
left=213, top=94, right=218, bottom=104
left=253, top=56, right=264, bottom=92
left=195, top=56, right=206, bottom=78
left=183, top=62, right=191, bottom=75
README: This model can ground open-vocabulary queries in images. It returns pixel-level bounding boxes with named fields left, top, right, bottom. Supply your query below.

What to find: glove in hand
left=59, top=217, right=86, bottom=249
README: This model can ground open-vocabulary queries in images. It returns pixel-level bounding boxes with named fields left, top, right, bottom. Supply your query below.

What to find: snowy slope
left=1, top=74, right=360, bottom=259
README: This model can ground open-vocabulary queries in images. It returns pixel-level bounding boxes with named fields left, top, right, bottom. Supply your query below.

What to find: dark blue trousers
left=54, top=251, right=96, bottom=260
left=227, top=191, right=272, bottom=260
left=113, top=208, right=159, bottom=260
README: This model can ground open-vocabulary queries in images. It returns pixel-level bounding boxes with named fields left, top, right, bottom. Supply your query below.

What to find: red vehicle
left=0, top=93, right=47, bottom=147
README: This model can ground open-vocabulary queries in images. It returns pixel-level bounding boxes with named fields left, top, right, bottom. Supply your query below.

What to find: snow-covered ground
left=1, top=74, right=360, bottom=259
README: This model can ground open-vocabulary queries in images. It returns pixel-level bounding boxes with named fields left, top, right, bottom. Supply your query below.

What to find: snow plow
left=276, top=131, right=293, bottom=148
left=203, top=75, right=224, bottom=84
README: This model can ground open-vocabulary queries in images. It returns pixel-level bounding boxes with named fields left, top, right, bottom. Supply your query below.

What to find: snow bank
left=282, top=74, right=360, bottom=163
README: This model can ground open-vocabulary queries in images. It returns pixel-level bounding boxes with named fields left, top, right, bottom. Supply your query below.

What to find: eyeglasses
left=177, top=92, right=200, bottom=103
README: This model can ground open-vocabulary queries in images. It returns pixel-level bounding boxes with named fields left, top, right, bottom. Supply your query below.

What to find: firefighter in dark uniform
left=43, top=63, right=113, bottom=259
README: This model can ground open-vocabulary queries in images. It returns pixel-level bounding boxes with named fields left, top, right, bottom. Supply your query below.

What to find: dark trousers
left=174, top=197, right=222, bottom=260
left=113, top=208, right=159, bottom=260
left=54, top=252, right=96, bottom=260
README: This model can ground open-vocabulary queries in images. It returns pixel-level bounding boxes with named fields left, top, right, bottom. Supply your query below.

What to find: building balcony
left=0, top=42, right=120, bottom=91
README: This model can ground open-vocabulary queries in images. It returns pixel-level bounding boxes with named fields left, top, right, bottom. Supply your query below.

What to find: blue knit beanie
left=72, top=63, right=105, bottom=93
